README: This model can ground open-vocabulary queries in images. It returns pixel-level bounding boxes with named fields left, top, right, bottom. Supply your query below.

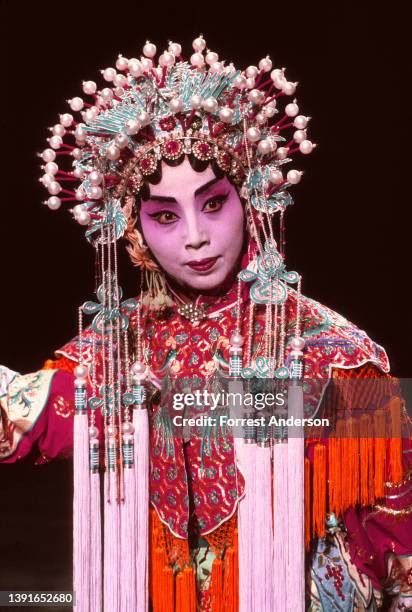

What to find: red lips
left=186, top=257, right=219, bottom=272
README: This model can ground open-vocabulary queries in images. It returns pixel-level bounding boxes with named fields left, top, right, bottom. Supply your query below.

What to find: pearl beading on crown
left=38, top=35, right=315, bottom=235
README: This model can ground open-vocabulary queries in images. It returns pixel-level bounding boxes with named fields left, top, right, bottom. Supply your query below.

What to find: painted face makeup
left=139, top=157, right=245, bottom=293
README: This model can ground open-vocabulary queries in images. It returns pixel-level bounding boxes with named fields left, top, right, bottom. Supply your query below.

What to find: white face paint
left=139, top=158, right=245, bottom=293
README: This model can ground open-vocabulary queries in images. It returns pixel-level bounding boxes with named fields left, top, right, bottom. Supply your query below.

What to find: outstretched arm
left=0, top=357, right=77, bottom=464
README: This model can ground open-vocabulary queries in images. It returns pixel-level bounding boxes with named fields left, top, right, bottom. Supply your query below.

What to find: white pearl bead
left=276, top=147, right=289, bottom=160
left=52, top=124, right=66, bottom=137
left=246, top=65, right=258, bottom=78
left=190, top=94, right=203, bottom=109
left=272, top=76, right=286, bottom=90
left=192, top=35, right=206, bottom=52
left=100, top=88, right=114, bottom=104
left=74, top=377, right=86, bottom=388
left=71, top=148, right=82, bottom=160
left=69, top=97, right=84, bottom=112
left=40, top=173, right=52, bottom=186
left=103, top=67, right=116, bottom=82
left=74, top=125, right=86, bottom=141
left=245, top=77, right=255, bottom=89
left=205, top=51, right=218, bottom=65
left=138, top=111, right=150, bottom=126
left=125, top=119, right=141, bottom=135
left=291, top=336, right=305, bottom=351
left=89, top=425, right=99, bottom=439
left=49, top=135, right=63, bottom=149
left=131, top=361, right=148, bottom=381
left=45, top=161, right=58, bottom=175
left=82, top=110, right=93, bottom=124
left=140, top=57, right=153, bottom=72
left=116, top=55, right=129, bottom=71
left=270, top=68, right=284, bottom=81
left=219, top=107, right=234, bottom=123
left=283, top=81, right=297, bottom=96
left=90, top=185, right=102, bottom=199
left=233, top=75, right=247, bottom=89
left=257, top=139, right=273, bottom=154
left=259, top=56, right=273, bottom=72
left=203, top=97, right=218, bottom=113
left=59, top=113, right=74, bottom=127
left=285, top=102, right=299, bottom=117
left=48, top=181, right=61, bottom=195
left=128, top=60, right=143, bottom=78
left=299, top=140, right=314, bottom=154
left=77, top=210, right=91, bottom=225
left=255, top=112, right=266, bottom=125
left=169, top=97, right=183, bottom=113
left=293, top=115, right=308, bottom=129
left=113, top=73, right=127, bottom=88
left=106, top=144, right=120, bottom=160
left=269, top=168, right=283, bottom=184
left=41, top=148, right=56, bottom=162
left=143, top=41, right=157, bottom=58
left=82, top=80, right=97, bottom=95
left=131, top=361, right=145, bottom=374
left=246, top=126, right=261, bottom=142
left=122, top=421, right=135, bottom=435
left=287, top=170, right=302, bottom=184
left=248, top=89, right=264, bottom=105
left=190, top=52, right=205, bottom=67
left=210, top=61, right=224, bottom=75
left=73, top=203, right=86, bottom=216
left=263, top=103, right=277, bottom=118
left=168, top=42, right=182, bottom=56
left=115, top=133, right=129, bottom=148
left=159, top=51, right=175, bottom=68
left=230, top=333, right=245, bottom=347
left=74, top=364, right=88, bottom=378
left=47, top=196, right=61, bottom=210
left=229, top=332, right=245, bottom=346
left=89, top=170, right=103, bottom=185
left=73, top=167, right=84, bottom=179
left=293, top=130, right=307, bottom=144
left=75, top=186, right=86, bottom=200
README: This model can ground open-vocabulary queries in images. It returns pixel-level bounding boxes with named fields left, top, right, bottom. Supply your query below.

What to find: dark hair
left=138, top=152, right=228, bottom=202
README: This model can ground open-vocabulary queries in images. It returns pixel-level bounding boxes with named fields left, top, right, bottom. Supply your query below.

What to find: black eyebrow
left=148, top=177, right=223, bottom=204
left=147, top=194, right=177, bottom=203
left=194, top=176, right=222, bottom=197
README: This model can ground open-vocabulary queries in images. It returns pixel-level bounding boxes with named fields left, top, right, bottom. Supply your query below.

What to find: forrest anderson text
left=172, top=415, right=330, bottom=427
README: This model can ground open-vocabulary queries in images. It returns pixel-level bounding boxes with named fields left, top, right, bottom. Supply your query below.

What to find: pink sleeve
left=1, top=368, right=75, bottom=464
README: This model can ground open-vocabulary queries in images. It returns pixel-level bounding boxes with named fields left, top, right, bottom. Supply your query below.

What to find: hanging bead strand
left=229, top=278, right=244, bottom=377
left=88, top=332, right=99, bottom=475
left=113, top=231, right=125, bottom=501
left=245, top=301, right=255, bottom=368
left=289, top=275, right=305, bottom=380
left=74, top=306, right=88, bottom=414
left=100, top=228, right=110, bottom=501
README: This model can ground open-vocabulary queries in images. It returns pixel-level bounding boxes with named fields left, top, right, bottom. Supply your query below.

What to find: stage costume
left=1, top=36, right=411, bottom=611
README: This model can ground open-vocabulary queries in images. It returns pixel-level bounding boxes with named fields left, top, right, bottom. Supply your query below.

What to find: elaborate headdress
left=39, top=35, right=314, bottom=272
left=39, top=36, right=315, bottom=612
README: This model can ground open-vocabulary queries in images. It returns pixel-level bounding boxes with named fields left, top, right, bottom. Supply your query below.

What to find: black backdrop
left=0, top=0, right=410, bottom=601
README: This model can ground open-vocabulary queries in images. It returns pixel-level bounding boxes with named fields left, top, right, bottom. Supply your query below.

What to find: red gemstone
left=159, top=116, right=176, bottom=131
left=165, top=140, right=181, bottom=155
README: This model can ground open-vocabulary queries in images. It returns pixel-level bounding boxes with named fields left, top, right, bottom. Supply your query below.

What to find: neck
left=166, top=267, right=240, bottom=304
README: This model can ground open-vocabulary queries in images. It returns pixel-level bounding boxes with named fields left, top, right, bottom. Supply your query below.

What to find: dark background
left=0, top=0, right=409, bottom=603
